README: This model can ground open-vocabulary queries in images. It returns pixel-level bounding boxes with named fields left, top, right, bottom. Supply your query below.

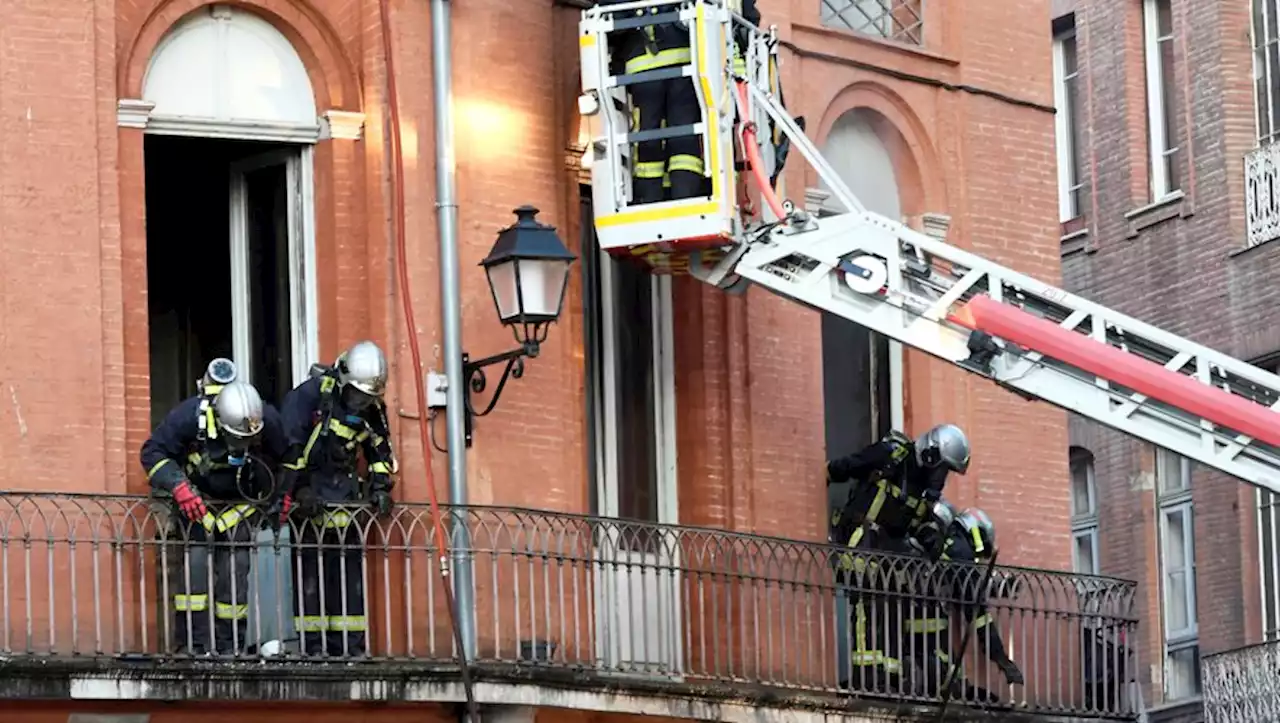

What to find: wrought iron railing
left=1246, top=142, right=1280, bottom=247
left=819, top=0, right=924, bottom=46
left=1203, top=639, right=1280, bottom=723
left=0, top=493, right=1136, bottom=718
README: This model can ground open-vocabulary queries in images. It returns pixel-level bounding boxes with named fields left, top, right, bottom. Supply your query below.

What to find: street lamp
left=462, top=205, right=577, bottom=446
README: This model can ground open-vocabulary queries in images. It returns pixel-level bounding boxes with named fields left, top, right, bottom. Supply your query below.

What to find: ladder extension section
left=579, top=0, right=1280, bottom=494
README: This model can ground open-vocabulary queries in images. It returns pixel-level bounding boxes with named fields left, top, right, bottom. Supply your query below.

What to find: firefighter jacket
left=279, top=373, right=396, bottom=503
left=141, top=394, right=288, bottom=503
left=827, top=431, right=949, bottom=549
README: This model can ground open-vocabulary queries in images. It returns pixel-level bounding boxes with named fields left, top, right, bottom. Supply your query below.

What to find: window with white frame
left=1252, top=0, right=1280, bottom=145
left=1052, top=19, right=1088, bottom=224
left=1156, top=448, right=1201, bottom=701
left=1256, top=360, right=1280, bottom=641
left=1070, top=447, right=1100, bottom=575
left=1260, top=487, right=1280, bottom=641
left=1142, top=0, right=1182, bottom=200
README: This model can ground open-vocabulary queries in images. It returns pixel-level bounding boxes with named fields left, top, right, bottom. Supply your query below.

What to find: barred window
left=820, top=0, right=923, bottom=46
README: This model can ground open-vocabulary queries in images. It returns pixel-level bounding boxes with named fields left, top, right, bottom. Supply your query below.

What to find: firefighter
left=594, top=0, right=698, bottom=203
left=904, top=506, right=1024, bottom=700
left=278, top=340, right=397, bottom=657
left=826, top=423, right=970, bottom=691
left=141, top=375, right=287, bottom=655
left=827, top=423, right=971, bottom=550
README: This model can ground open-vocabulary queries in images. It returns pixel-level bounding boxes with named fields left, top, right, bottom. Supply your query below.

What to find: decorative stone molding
left=117, top=99, right=156, bottom=129
left=804, top=187, right=831, bottom=215
left=922, top=212, right=951, bottom=240
left=320, top=110, right=365, bottom=141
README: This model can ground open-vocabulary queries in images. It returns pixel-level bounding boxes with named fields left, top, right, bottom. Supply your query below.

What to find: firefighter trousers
left=165, top=506, right=256, bottom=655
left=291, top=513, right=367, bottom=656
left=903, top=613, right=958, bottom=698
left=630, top=75, right=705, bottom=203
left=904, top=617, right=1004, bottom=703
left=836, top=533, right=918, bottom=694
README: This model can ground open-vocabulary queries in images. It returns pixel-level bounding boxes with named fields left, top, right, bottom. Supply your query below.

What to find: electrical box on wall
left=426, top=371, right=448, bottom=409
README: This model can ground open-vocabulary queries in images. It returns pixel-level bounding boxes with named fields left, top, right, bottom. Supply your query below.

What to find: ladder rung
left=625, top=123, right=702, bottom=144
left=610, top=66, right=691, bottom=88
left=607, top=10, right=683, bottom=30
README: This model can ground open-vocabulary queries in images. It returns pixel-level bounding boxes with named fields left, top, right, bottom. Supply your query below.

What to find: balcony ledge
left=1, top=658, right=1107, bottom=723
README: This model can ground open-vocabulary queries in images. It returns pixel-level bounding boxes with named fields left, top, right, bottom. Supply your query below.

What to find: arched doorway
left=141, top=4, right=320, bottom=419
left=819, top=107, right=909, bottom=685
left=818, top=107, right=904, bottom=464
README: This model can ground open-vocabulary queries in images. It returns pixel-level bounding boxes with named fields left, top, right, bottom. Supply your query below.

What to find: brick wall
left=0, top=0, right=1070, bottom=568
left=770, top=0, right=1070, bottom=567
left=1058, top=0, right=1280, bottom=704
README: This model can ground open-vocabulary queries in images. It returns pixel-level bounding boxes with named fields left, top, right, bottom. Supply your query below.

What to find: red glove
left=277, top=493, right=293, bottom=526
left=172, top=481, right=208, bottom=523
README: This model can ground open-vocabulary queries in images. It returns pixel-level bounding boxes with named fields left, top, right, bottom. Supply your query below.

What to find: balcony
left=1245, top=142, right=1280, bottom=247
left=0, top=493, right=1136, bottom=720
left=1203, top=640, right=1280, bottom=722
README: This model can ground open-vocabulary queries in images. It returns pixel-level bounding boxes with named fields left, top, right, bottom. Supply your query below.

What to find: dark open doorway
left=144, top=134, right=303, bottom=425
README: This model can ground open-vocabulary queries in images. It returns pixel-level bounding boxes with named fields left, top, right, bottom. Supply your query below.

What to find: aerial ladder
left=577, top=0, right=1280, bottom=495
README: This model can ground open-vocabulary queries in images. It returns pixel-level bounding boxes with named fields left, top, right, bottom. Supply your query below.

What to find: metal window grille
left=819, top=0, right=923, bottom=46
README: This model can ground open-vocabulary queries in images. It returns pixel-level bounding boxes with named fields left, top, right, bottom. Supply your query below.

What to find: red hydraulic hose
left=734, top=80, right=787, bottom=221
left=949, top=295, right=1280, bottom=448
left=376, top=1, right=479, bottom=717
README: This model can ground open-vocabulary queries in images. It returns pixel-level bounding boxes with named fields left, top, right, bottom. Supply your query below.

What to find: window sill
left=1125, top=191, right=1189, bottom=238
left=791, top=22, right=959, bottom=67
left=1229, top=234, right=1280, bottom=258
left=1060, top=227, right=1090, bottom=258
left=1145, top=696, right=1203, bottom=722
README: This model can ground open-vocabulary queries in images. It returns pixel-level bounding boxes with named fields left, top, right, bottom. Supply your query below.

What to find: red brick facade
left=1056, top=0, right=1280, bottom=708
left=2, top=0, right=1063, bottom=633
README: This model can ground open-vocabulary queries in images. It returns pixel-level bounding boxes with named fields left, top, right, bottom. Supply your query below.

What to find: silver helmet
left=930, top=499, right=958, bottom=531
left=957, top=507, right=996, bottom=557
left=915, top=423, right=971, bottom=474
left=214, top=381, right=265, bottom=448
left=198, top=358, right=237, bottom=394
left=336, top=341, right=388, bottom=409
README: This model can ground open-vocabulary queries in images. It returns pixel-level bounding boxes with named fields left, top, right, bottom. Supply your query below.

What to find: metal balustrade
left=0, top=492, right=1137, bottom=718
left=1203, top=639, right=1280, bottom=723
left=819, top=0, right=924, bottom=46
left=1245, top=142, right=1280, bottom=247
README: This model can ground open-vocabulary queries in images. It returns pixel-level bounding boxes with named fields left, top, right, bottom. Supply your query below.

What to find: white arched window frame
left=139, top=4, right=320, bottom=141
left=115, top=4, right=363, bottom=387
left=819, top=108, right=909, bottom=432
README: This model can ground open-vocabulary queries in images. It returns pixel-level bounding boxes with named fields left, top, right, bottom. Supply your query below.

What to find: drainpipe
left=430, top=0, right=477, bottom=661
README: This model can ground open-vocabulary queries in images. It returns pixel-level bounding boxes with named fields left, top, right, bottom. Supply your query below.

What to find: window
left=1052, top=20, right=1088, bottom=223
left=1156, top=448, right=1200, bottom=701
left=1142, top=0, right=1181, bottom=200
left=1259, top=488, right=1280, bottom=641
left=1257, top=360, right=1280, bottom=641
left=819, top=0, right=924, bottom=46
left=581, top=187, right=678, bottom=533
left=1252, top=0, right=1280, bottom=145
left=1070, top=447, right=1100, bottom=575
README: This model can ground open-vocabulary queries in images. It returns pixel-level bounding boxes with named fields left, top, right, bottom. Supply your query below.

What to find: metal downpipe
left=429, top=0, right=478, bottom=662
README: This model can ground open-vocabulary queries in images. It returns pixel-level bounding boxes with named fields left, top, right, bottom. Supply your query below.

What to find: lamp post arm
left=463, top=348, right=527, bottom=418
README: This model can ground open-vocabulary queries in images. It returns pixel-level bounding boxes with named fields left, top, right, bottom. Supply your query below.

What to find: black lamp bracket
left=461, top=341, right=541, bottom=447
